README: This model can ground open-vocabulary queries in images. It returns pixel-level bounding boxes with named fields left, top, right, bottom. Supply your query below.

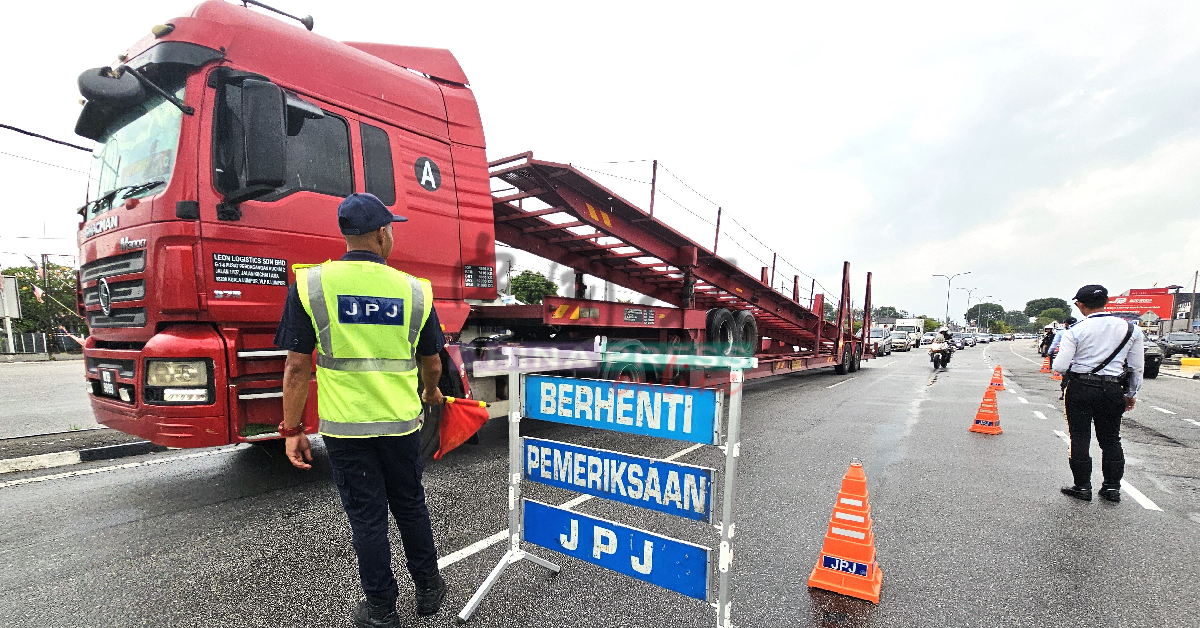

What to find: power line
left=1, top=124, right=92, bottom=152
left=0, top=151, right=92, bottom=176
left=573, top=164, right=651, bottom=185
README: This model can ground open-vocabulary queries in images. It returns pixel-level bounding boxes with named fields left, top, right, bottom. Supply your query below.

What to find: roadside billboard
left=1105, top=294, right=1173, bottom=319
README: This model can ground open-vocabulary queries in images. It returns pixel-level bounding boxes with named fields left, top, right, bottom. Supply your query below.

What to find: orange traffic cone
left=1050, top=370, right=1062, bottom=381
left=1039, top=356, right=1051, bottom=373
left=808, top=462, right=883, bottom=604
left=970, top=388, right=1002, bottom=435
left=989, top=366, right=1005, bottom=390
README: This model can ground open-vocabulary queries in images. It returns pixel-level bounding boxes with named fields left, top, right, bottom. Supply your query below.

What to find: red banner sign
left=1105, top=294, right=1174, bottom=319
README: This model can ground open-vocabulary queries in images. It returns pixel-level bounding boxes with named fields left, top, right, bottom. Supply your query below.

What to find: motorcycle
left=929, top=340, right=951, bottom=370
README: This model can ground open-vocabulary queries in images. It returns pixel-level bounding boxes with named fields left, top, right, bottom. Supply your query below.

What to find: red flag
left=32, top=284, right=45, bottom=304
left=434, top=397, right=490, bottom=460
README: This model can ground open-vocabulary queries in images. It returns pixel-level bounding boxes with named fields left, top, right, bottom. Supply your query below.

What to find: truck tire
left=418, top=350, right=465, bottom=463
left=834, top=344, right=850, bottom=375
left=849, top=345, right=861, bottom=372
left=1145, top=362, right=1160, bottom=379
left=732, top=310, right=759, bottom=356
left=706, top=308, right=740, bottom=357
left=601, top=339, right=648, bottom=383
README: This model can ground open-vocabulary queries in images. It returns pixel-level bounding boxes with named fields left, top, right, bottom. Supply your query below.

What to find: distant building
left=1105, top=287, right=1198, bottom=333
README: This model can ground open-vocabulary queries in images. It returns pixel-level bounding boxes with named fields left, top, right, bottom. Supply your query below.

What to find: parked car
left=1144, top=333, right=1163, bottom=378
left=890, top=331, right=912, bottom=351
left=870, top=328, right=893, bottom=356
left=1159, top=332, right=1199, bottom=358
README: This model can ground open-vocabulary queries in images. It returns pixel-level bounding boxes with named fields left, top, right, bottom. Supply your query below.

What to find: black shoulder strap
left=1090, top=322, right=1135, bottom=374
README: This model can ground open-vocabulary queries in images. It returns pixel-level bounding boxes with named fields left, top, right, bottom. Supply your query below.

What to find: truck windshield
left=87, top=74, right=186, bottom=221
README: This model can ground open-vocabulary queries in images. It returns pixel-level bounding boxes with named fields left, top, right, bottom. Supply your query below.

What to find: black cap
left=337, top=193, right=406, bottom=235
left=1064, top=316, right=1078, bottom=326
left=1072, top=284, right=1108, bottom=302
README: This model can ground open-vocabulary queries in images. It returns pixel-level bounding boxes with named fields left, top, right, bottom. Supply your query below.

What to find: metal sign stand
left=457, top=338, right=754, bottom=628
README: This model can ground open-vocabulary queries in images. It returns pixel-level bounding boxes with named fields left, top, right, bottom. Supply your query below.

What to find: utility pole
left=648, top=159, right=657, bottom=220
left=933, top=272, right=970, bottom=327
left=1190, top=270, right=1198, bottom=332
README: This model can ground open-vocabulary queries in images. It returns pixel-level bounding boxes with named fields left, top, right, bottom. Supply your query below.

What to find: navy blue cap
left=337, top=193, right=407, bottom=235
left=1073, top=284, right=1107, bottom=303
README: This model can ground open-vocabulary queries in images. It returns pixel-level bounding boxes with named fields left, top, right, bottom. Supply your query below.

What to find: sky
left=2, top=0, right=1199, bottom=323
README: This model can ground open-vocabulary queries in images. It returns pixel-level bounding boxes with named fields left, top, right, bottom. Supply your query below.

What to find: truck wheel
left=850, top=346, right=862, bottom=372
left=706, top=308, right=740, bottom=357
left=834, top=344, right=850, bottom=375
left=418, top=350, right=464, bottom=463
left=601, top=339, right=648, bottom=383
left=732, top=310, right=758, bottom=357
left=1145, top=362, right=1160, bottom=379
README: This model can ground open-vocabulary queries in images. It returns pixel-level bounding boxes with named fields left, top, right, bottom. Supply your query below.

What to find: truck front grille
left=88, top=308, right=147, bottom=328
left=83, top=279, right=146, bottom=305
left=80, top=251, right=146, bottom=283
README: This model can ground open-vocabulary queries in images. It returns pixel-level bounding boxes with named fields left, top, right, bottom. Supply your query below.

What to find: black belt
left=1069, top=372, right=1121, bottom=383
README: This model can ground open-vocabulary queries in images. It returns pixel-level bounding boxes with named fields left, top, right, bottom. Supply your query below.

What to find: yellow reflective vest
left=296, top=260, right=433, bottom=437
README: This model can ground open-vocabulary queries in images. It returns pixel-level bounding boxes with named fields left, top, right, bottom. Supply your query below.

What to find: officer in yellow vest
left=274, top=193, right=447, bottom=626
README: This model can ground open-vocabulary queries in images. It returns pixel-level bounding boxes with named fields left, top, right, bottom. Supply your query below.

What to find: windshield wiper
left=81, top=179, right=166, bottom=217
left=119, top=65, right=194, bottom=115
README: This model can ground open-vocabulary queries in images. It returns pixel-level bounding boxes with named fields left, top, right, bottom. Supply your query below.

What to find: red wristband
left=278, top=422, right=304, bottom=437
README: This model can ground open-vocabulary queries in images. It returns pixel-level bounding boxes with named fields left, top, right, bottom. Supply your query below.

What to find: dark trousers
left=1064, top=379, right=1126, bottom=487
left=325, top=431, right=438, bottom=600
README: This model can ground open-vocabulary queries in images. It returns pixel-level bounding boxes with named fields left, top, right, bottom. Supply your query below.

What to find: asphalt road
left=0, top=343, right=1196, bottom=627
left=0, top=359, right=96, bottom=438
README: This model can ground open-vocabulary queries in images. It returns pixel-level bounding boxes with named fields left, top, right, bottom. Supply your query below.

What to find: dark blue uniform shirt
left=273, top=250, right=445, bottom=357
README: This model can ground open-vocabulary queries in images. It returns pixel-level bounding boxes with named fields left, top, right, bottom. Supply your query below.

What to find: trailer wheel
left=848, top=345, right=861, bottom=372
left=706, top=308, right=740, bottom=356
left=732, top=310, right=759, bottom=356
left=602, top=339, right=648, bottom=383
left=833, top=344, right=851, bottom=375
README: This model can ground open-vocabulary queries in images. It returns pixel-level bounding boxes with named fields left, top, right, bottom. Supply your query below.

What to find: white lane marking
left=1120, top=480, right=1163, bottom=511
left=1007, top=389, right=1016, bottom=394
left=1150, top=406, right=1176, bottom=415
left=0, top=444, right=251, bottom=489
left=1183, top=418, right=1200, bottom=427
left=1009, top=344, right=1038, bottom=364
left=826, top=377, right=857, bottom=389
left=1033, top=411, right=1049, bottom=420
left=0, top=450, right=81, bottom=475
left=1046, top=404, right=1056, bottom=409
left=1050, top=431, right=1162, bottom=511
left=878, top=361, right=897, bottom=368
left=438, top=440, right=706, bottom=570
left=1018, top=397, right=1029, bottom=404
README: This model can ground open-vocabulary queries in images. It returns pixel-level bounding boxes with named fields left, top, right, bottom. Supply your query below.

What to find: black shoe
left=414, top=570, right=446, bottom=616
left=1060, top=485, right=1092, bottom=501
left=1099, top=485, right=1121, bottom=502
left=354, top=595, right=399, bottom=628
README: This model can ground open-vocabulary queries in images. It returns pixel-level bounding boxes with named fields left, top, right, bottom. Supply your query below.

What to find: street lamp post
left=958, top=287, right=979, bottom=326
left=933, top=272, right=971, bottom=327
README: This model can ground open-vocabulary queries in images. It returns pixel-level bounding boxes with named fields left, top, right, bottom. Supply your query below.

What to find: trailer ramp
left=488, top=153, right=849, bottom=349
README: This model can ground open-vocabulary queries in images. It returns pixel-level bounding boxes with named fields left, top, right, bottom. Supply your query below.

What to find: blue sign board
left=523, top=375, right=719, bottom=445
left=523, top=438, right=715, bottom=522
left=523, top=499, right=711, bottom=600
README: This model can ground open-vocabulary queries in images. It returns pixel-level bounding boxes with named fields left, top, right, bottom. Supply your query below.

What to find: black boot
left=414, top=568, right=446, bottom=616
left=1061, top=458, right=1092, bottom=501
left=353, top=594, right=399, bottom=628
left=1100, top=459, right=1124, bottom=502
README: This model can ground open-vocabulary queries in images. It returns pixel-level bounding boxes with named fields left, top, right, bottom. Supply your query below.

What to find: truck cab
left=74, top=1, right=497, bottom=447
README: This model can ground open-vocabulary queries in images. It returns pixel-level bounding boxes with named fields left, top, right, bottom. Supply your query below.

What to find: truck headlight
left=146, top=360, right=209, bottom=387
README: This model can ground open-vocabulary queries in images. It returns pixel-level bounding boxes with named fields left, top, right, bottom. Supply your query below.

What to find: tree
left=919, top=317, right=940, bottom=332
left=965, top=302, right=1004, bottom=325
left=1003, top=310, right=1032, bottom=331
left=872, top=306, right=907, bottom=319
left=1024, top=297, right=1070, bottom=318
left=0, top=262, right=83, bottom=338
left=1039, top=307, right=1067, bottom=323
left=823, top=301, right=836, bottom=320
left=509, top=270, right=558, bottom=305
left=988, top=320, right=1011, bottom=334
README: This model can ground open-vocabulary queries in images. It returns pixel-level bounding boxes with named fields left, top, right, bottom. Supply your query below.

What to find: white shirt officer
left=1053, top=314, right=1144, bottom=398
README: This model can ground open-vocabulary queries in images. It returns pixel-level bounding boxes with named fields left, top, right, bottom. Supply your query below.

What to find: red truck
left=73, top=1, right=873, bottom=455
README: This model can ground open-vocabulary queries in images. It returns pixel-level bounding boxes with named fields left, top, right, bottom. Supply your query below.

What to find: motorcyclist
left=930, top=327, right=953, bottom=368
left=1039, top=325, right=1055, bottom=356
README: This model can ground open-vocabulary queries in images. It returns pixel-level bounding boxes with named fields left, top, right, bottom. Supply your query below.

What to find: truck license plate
left=99, top=369, right=117, bottom=397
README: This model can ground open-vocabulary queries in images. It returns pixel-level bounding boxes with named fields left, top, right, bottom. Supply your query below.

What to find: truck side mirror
left=241, top=78, right=287, bottom=190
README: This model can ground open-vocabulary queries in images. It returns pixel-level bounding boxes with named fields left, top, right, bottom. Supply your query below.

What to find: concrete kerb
left=0, top=440, right=167, bottom=475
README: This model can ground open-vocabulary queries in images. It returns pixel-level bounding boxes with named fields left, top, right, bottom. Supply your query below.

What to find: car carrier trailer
left=69, top=0, right=873, bottom=454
